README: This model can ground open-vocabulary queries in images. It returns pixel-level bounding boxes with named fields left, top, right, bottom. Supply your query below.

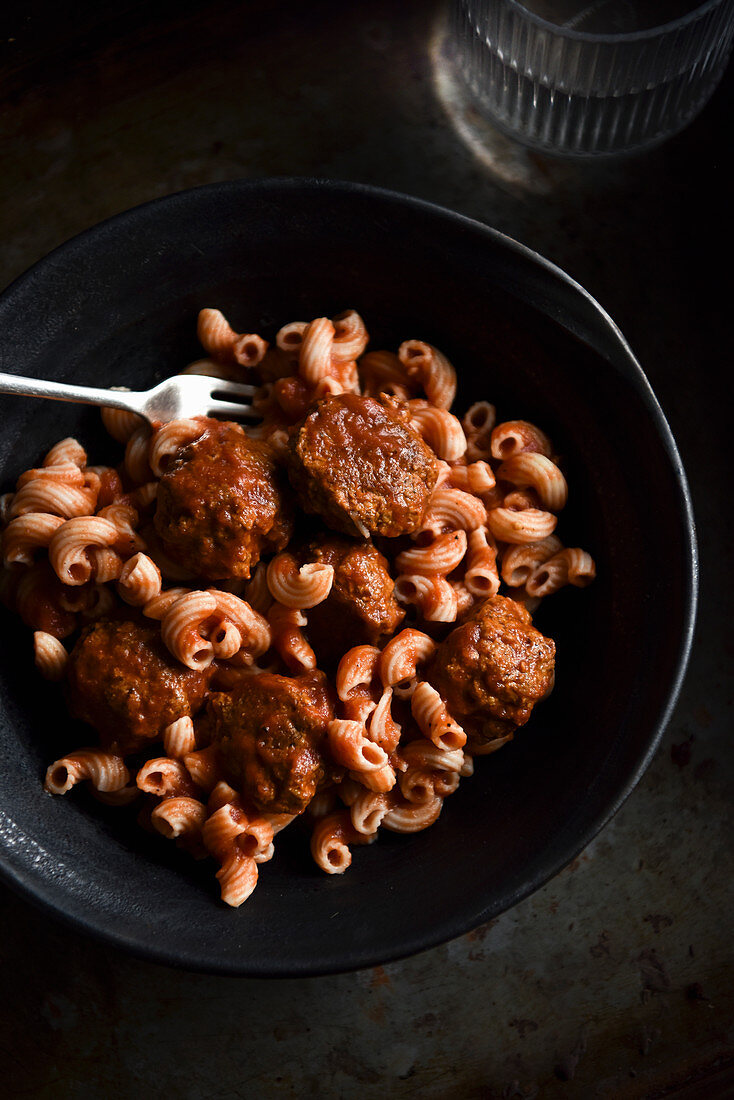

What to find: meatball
left=66, top=619, right=213, bottom=755
left=286, top=393, right=439, bottom=538
left=154, top=419, right=293, bottom=580
left=206, top=672, right=338, bottom=814
left=302, top=534, right=405, bottom=667
left=427, top=595, right=555, bottom=748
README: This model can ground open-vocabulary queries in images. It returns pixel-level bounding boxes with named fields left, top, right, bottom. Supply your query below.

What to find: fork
left=0, top=371, right=259, bottom=425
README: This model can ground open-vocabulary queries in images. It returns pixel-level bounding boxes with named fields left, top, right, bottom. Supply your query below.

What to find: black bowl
left=0, top=179, right=696, bottom=976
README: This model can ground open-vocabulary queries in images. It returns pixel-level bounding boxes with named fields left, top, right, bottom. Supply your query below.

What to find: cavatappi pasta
left=0, top=308, right=596, bottom=907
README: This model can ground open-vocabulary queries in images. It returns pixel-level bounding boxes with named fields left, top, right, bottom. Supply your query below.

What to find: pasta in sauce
left=0, top=308, right=595, bottom=907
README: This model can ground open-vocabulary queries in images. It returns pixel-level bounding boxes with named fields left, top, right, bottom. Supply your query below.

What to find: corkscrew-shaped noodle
left=2, top=513, right=65, bottom=566
left=331, top=309, right=369, bottom=362
left=418, top=489, right=486, bottom=539
left=136, top=757, right=200, bottom=798
left=381, top=795, right=443, bottom=834
left=500, top=536, right=563, bottom=587
left=299, top=317, right=335, bottom=385
left=486, top=507, right=558, bottom=544
left=151, top=797, right=207, bottom=841
left=43, top=438, right=87, bottom=468
left=336, top=645, right=381, bottom=701
left=310, top=810, right=375, bottom=874
left=275, top=320, right=307, bottom=360
left=358, top=349, right=412, bottom=399
left=267, top=603, right=317, bottom=673
left=161, top=589, right=271, bottom=670
left=197, top=308, right=239, bottom=362
left=347, top=790, right=392, bottom=835
left=409, top=405, right=466, bottom=462
left=202, top=797, right=274, bottom=907
left=49, top=516, right=130, bottom=586
left=149, top=418, right=206, bottom=477
left=411, top=682, right=467, bottom=751
left=464, top=527, right=500, bottom=598
left=117, top=552, right=162, bottom=606
left=491, top=419, right=552, bottom=460
left=266, top=553, right=334, bottom=609
left=45, top=750, right=129, bottom=795
left=526, top=548, right=596, bottom=597
left=393, top=574, right=459, bottom=622
left=182, top=746, right=223, bottom=793
left=366, top=687, right=401, bottom=754
left=33, top=631, right=68, bottom=680
left=101, top=403, right=144, bottom=444
left=379, top=629, right=437, bottom=699
left=327, top=719, right=389, bottom=773
left=398, top=340, right=457, bottom=409
left=162, top=716, right=197, bottom=759
left=497, top=453, right=568, bottom=512
left=395, top=530, right=467, bottom=577
left=445, top=460, right=496, bottom=495
left=10, top=470, right=98, bottom=519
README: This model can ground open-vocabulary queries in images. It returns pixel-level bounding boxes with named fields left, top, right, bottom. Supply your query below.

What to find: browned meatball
left=302, top=534, right=405, bottom=667
left=206, top=672, right=338, bottom=814
left=65, top=619, right=213, bottom=755
left=286, top=393, right=439, bottom=538
left=155, top=419, right=293, bottom=580
left=427, top=595, right=555, bottom=749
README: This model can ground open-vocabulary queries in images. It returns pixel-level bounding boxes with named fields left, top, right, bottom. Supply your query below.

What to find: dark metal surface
left=0, top=0, right=731, bottom=1094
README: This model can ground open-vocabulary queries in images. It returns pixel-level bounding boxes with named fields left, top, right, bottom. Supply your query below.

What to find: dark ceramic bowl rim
left=0, top=178, right=698, bottom=975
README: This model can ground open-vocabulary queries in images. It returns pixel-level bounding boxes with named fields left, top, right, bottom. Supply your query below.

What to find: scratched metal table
left=1, top=2, right=732, bottom=1096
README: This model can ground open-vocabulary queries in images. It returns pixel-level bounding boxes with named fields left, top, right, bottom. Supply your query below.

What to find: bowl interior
left=0, top=181, right=694, bottom=974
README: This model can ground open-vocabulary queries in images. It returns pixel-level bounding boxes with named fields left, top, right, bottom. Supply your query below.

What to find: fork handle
left=0, top=372, right=145, bottom=416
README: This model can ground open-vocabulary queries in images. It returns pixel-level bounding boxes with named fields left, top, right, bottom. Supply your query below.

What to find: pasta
left=398, top=340, right=457, bottom=409
left=151, top=796, right=207, bottom=841
left=409, top=404, right=467, bottom=462
left=162, top=716, right=197, bottom=759
left=1, top=305, right=596, bottom=909
left=33, top=630, right=68, bottom=680
left=44, top=749, right=129, bottom=795
left=410, top=682, right=467, bottom=752
left=464, top=527, right=500, bottom=598
left=327, top=719, right=389, bottom=773
left=136, top=757, right=200, bottom=798
left=395, top=530, right=468, bottom=576
left=379, top=628, right=436, bottom=698
left=117, top=552, right=162, bottom=606
left=393, top=574, right=459, bottom=622
left=2, top=513, right=66, bottom=567
left=266, top=554, right=334, bottom=608
left=310, top=810, right=374, bottom=874
left=267, top=603, right=317, bottom=673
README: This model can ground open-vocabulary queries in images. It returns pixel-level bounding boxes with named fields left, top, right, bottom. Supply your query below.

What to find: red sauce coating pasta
left=1, top=306, right=596, bottom=908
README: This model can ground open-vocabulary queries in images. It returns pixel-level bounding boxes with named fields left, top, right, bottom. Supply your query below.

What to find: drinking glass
left=449, top=0, right=734, bottom=156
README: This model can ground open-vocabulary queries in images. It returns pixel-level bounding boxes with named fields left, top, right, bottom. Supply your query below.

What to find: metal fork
left=0, top=371, right=259, bottom=425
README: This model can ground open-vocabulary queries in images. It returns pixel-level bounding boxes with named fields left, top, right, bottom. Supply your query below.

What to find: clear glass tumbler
left=449, top=0, right=734, bottom=156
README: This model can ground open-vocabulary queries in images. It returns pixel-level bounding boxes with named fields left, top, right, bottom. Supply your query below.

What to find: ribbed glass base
left=451, top=0, right=734, bottom=156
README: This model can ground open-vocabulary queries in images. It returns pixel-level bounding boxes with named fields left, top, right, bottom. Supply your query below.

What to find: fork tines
left=207, top=380, right=259, bottom=420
